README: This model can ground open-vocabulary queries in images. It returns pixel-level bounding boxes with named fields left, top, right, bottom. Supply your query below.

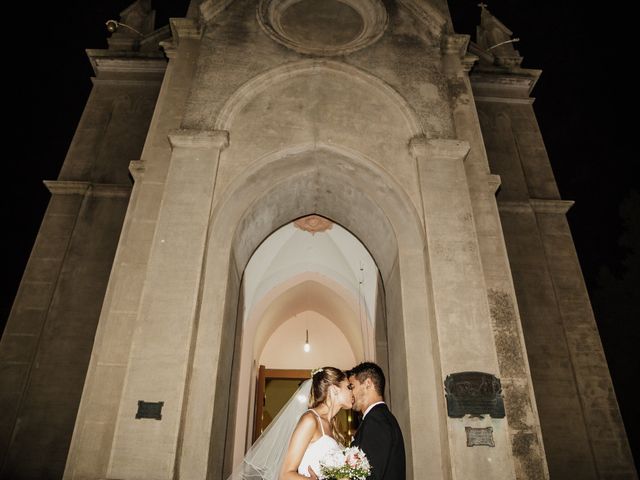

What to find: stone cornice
left=498, top=199, right=574, bottom=214
left=470, top=69, right=542, bottom=99
left=409, top=136, right=470, bottom=161
left=474, top=96, right=535, bottom=105
left=43, top=180, right=90, bottom=195
left=90, top=78, right=163, bottom=87
left=168, top=130, right=230, bottom=150
left=44, top=181, right=132, bottom=198
left=461, top=54, right=479, bottom=73
left=86, top=50, right=167, bottom=77
left=530, top=199, right=575, bottom=214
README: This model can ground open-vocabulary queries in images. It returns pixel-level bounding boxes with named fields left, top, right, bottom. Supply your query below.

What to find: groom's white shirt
left=363, top=401, right=385, bottom=419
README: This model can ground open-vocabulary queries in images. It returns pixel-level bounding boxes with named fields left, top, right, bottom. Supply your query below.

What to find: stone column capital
left=168, top=129, right=230, bottom=150
left=409, top=136, right=470, bottom=161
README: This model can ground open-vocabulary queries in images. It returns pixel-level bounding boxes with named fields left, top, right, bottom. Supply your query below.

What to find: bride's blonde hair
left=309, top=366, right=347, bottom=445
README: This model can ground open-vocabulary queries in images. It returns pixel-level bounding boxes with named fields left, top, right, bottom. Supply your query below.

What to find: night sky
left=4, top=0, right=638, bottom=465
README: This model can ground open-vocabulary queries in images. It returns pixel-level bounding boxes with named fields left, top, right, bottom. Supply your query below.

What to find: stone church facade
left=1, top=0, right=635, bottom=479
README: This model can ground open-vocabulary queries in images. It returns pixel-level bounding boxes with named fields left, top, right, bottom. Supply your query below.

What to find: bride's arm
left=279, top=413, right=317, bottom=480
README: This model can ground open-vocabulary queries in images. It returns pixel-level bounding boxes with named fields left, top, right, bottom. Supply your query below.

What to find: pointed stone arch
left=214, top=59, right=424, bottom=137
left=176, top=144, right=449, bottom=480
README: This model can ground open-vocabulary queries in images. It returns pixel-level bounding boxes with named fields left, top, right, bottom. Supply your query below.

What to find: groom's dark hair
left=347, top=362, right=385, bottom=397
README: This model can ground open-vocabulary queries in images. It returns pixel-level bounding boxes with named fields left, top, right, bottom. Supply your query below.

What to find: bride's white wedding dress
left=297, top=409, right=341, bottom=477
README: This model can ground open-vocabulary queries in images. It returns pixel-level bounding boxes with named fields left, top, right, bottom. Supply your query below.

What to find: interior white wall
left=259, top=310, right=356, bottom=370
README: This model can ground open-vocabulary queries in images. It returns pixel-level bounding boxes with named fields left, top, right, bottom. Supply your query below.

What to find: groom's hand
left=307, top=466, right=319, bottom=479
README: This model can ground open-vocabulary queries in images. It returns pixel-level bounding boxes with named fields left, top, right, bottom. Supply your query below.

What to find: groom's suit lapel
left=352, top=403, right=383, bottom=446
left=352, top=413, right=367, bottom=446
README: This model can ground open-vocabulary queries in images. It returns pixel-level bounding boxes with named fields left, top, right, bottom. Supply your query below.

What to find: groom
left=347, top=362, right=405, bottom=480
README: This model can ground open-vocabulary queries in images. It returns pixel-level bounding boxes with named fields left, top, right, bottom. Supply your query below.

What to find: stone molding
left=168, top=129, right=230, bottom=150
left=461, top=54, right=479, bottom=72
left=498, top=199, right=574, bottom=214
left=43, top=180, right=90, bottom=196
left=90, top=78, right=164, bottom=87
left=530, top=198, right=575, bottom=214
left=474, top=95, right=535, bottom=105
left=409, top=136, right=470, bottom=161
left=257, top=0, right=388, bottom=56
left=43, top=180, right=131, bottom=198
left=470, top=69, right=541, bottom=99
left=86, top=50, right=168, bottom=77
left=487, top=174, right=502, bottom=193
left=129, top=160, right=145, bottom=181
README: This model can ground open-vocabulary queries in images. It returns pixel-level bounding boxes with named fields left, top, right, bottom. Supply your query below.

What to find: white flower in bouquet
left=319, top=446, right=371, bottom=480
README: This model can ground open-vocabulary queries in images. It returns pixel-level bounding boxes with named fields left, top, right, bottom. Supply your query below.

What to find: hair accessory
left=311, top=367, right=323, bottom=377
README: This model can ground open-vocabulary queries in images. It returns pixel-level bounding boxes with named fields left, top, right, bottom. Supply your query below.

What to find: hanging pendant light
left=304, top=329, right=311, bottom=353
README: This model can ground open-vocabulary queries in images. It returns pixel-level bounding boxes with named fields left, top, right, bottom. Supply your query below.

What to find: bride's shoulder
left=298, top=410, right=321, bottom=428
left=298, top=410, right=317, bottom=424
left=293, top=411, right=318, bottom=438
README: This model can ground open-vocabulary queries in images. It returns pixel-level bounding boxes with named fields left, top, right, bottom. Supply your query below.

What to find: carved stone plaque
left=136, top=401, right=164, bottom=420
left=444, top=371, right=505, bottom=418
left=465, top=427, right=495, bottom=447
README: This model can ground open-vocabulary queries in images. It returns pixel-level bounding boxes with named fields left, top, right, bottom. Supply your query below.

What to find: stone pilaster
left=411, top=137, right=517, bottom=480
left=63, top=27, right=202, bottom=479
left=533, top=202, right=638, bottom=479
left=107, top=129, right=228, bottom=480
left=445, top=36, right=549, bottom=478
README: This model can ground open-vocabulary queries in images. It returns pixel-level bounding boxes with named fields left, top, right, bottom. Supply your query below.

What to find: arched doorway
left=176, top=145, right=449, bottom=480
left=231, top=218, right=378, bottom=466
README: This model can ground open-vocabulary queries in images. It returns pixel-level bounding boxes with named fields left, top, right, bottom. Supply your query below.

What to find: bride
left=227, top=366, right=353, bottom=480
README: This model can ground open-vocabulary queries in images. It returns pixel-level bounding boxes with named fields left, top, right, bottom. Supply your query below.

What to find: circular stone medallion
left=258, top=0, right=387, bottom=56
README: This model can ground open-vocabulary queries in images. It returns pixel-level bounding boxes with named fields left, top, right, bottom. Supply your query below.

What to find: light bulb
left=303, top=329, right=311, bottom=352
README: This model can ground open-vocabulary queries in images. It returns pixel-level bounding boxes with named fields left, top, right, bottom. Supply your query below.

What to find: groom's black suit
left=351, top=403, right=406, bottom=480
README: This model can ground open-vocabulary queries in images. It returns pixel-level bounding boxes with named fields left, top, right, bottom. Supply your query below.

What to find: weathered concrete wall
left=63, top=32, right=199, bottom=480
left=0, top=57, right=161, bottom=480
left=477, top=98, right=637, bottom=479
left=0, top=192, right=129, bottom=480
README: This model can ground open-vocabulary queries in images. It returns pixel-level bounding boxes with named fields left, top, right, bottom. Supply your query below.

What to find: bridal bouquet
left=319, top=446, right=371, bottom=480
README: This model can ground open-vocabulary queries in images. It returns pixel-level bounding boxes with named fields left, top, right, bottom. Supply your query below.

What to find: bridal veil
left=226, top=379, right=312, bottom=480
